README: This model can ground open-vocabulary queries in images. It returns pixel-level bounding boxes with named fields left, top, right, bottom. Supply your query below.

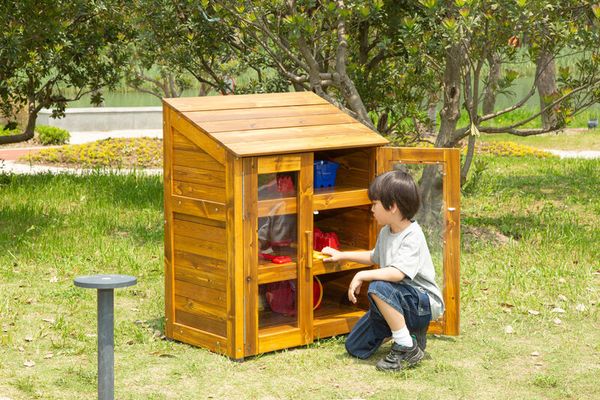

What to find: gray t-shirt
left=370, top=222, right=444, bottom=320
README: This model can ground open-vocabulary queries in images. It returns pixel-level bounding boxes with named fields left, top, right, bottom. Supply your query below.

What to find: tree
left=214, top=0, right=439, bottom=141
left=124, top=0, right=247, bottom=99
left=0, top=0, right=133, bottom=144
left=207, top=1, right=599, bottom=222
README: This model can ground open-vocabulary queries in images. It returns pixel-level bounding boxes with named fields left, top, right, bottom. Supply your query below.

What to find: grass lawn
left=0, top=156, right=599, bottom=399
left=479, top=128, right=600, bottom=151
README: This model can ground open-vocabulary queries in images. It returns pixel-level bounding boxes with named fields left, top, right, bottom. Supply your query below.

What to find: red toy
left=313, top=227, right=340, bottom=251
left=264, top=277, right=323, bottom=316
left=260, top=253, right=293, bottom=264
left=276, top=174, right=295, bottom=195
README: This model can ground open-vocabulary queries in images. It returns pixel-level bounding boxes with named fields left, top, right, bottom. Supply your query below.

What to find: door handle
left=305, top=230, right=313, bottom=269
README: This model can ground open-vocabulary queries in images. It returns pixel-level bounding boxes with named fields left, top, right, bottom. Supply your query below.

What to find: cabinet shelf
left=257, top=185, right=370, bottom=217
left=258, top=298, right=365, bottom=337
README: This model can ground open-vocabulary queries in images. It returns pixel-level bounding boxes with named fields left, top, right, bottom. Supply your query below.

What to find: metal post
left=98, top=289, right=114, bottom=400
left=74, top=274, right=136, bottom=400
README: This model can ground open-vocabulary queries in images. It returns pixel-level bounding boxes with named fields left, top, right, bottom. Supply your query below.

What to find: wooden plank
left=173, top=165, right=226, bottom=188
left=173, top=129, right=199, bottom=151
left=443, top=148, right=461, bottom=336
left=170, top=118, right=227, bottom=165
left=173, top=148, right=225, bottom=172
left=312, top=259, right=370, bottom=276
left=172, top=323, right=228, bottom=356
left=174, top=279, right=227, bottom=308
left=315, top=207, right=371, bottom=250
left=257, top=197, right=296, bottom=217
left=171, top=195, right=226, bottom=221
left=218, top=123, right=379, bottom=144
left=173, top=212, right=225, bottom=228
left=257, top=262, right=297, bottom=284
left=163, top=92, right=328, bottom=112
left=258, top=329, right=304, bottom=354
left=257, top=155, right=302, bottom=174
left=163, top=104, right=175, bottom=338
left=174, top=249, right=226, bottom=290
left=313, top=188, right=370, bottom=211
left=382, top=147, right=446, bottom=164
left=243, top=157, right=259, bottom=356
left=175, top=309, right=227, bottom=337
left=186, top=103, right=341, bottom=123
left=174, top=234, right=226, bottom=261
left=427, top=320, right=444, bottom=335
left=200, top=113, right=356, bottom=133
left=317, top=148, right=373, bottom=188
left=174, top=295, right=228, bottom=321
left=226, top=133, right=388, bottom=157
left=313, top=311, right=364, bottom=340
left=298, top=153, right=314, bottom=346
left=226, top=154, right=245, bottom=359
left=173, top=180, right=226, bottom=203
left=173, top=218, right=226, bottom=243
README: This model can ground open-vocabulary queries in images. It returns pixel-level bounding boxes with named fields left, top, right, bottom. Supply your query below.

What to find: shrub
left=21, top=137, right=162, bottom=168
left=464, top=140, right=556, bottom=158
left=35, top=125, right=70, bottom=145
left=0, top=128, right=20, bottom=137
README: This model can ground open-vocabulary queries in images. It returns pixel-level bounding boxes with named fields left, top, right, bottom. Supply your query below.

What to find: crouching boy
left=321, top=170, right=444, bottom=371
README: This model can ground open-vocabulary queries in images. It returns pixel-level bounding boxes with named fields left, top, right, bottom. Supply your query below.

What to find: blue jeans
left=345, top=280, right=432, bottom=359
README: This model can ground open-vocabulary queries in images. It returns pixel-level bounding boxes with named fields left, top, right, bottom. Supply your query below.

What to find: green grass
left=1, top=156, right=599, bottom=399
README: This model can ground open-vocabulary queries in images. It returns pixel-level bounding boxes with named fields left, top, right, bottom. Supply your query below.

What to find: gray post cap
left=74, top=274, right=137, bottom=289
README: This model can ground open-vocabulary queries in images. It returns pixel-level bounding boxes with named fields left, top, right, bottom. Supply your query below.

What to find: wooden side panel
left=226, top=154, right=245, bottom=359
left=163, top=105, right=175, bottom=338
left=173, top=249, right=226, bottom=291
left=170, top=112, right=227, bottom=165
left=443, top=149, right=461, bottom=335
left=243, top=158, right=259, bottom=356
left=171, top=195, right=226, bottom=221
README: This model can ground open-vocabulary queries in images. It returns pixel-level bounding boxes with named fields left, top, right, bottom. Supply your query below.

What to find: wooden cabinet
left=163, top=92, right=460, bottom=360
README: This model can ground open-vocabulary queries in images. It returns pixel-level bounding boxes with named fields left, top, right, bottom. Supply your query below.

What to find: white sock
left=391, top=327, right=413, bottom=347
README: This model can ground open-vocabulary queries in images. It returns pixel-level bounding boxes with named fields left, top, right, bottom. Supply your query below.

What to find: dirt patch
left=463, top=225, right=511, bottom=246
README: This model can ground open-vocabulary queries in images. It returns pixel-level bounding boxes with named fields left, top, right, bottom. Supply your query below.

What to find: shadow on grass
left=0, top=172, right=164, bottom=249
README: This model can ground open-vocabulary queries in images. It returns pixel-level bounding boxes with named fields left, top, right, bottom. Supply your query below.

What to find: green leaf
left=419, top=0, right=437, bottom=9
left=516, top=0, right=527, bottom=8
left=592, top=4, right=600, bottom=19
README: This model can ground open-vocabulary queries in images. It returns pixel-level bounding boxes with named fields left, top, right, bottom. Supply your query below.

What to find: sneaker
left=375, top=336, right=424, bottom=372
left=410, top=326, right=428, bottom=351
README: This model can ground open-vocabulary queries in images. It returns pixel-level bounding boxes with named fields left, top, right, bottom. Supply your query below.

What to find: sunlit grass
left=0, top=156, right=598, bottom=399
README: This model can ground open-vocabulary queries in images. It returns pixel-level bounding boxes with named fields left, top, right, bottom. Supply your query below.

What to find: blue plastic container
left=314, top=160, right=340, bottom=188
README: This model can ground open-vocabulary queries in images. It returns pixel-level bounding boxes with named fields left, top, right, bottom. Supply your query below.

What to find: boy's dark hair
left=368, top=170, right=421, bottom=220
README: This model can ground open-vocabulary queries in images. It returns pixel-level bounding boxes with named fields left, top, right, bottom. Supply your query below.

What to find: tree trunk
left=536, top=50, right=558, bottom=130
left=419, top=44, right=463, bottom=228
left=482, top=53, right=501, bottom=115
left=0, top=106, right=37, bottom=144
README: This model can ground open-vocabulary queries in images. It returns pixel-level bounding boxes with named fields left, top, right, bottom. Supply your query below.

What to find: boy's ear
left=389, top=202, right=399, bottom=213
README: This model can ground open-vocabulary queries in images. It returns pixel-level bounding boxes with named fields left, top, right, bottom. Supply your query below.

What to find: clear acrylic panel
left=257, top=172, right=298, bottom=329
left=389, top=162, right=445, bottom=319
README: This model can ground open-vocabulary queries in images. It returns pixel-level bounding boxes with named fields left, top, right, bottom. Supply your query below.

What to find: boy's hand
left=321, top=246, right=342, bottom=262
left=348, top=272, right=364, bottom=304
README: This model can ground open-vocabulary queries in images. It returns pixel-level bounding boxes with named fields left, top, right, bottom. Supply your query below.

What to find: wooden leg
left=370, top=293, right=406, bottom=331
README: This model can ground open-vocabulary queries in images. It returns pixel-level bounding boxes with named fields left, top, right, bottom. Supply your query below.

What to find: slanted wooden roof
left=163, top=92, right=388, bottom=157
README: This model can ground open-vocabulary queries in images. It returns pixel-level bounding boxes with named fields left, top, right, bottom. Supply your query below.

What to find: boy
left=321, top=170, right=444, bottom=371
